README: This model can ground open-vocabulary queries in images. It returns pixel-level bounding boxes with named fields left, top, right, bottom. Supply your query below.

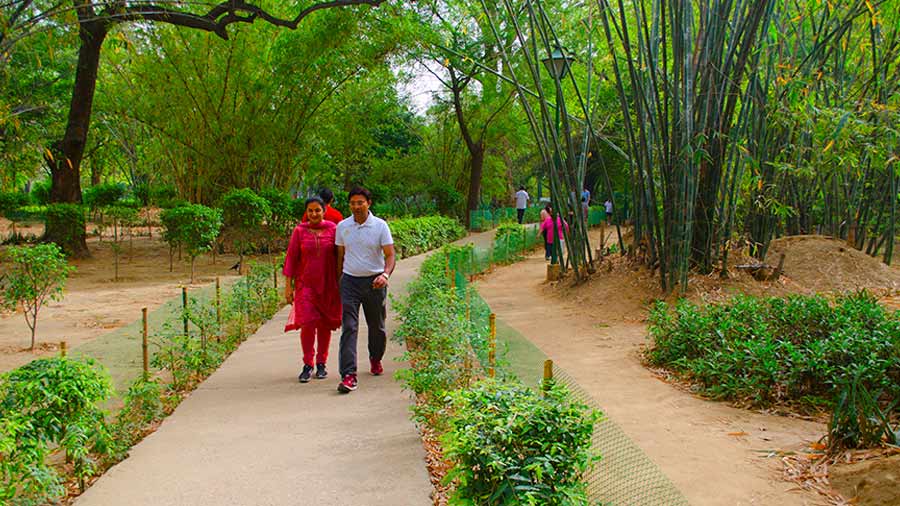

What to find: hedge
left=389, top=215, right=466, bottom=259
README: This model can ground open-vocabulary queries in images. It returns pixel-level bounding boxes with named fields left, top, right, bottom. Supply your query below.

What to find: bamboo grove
left=458, top=0, right=900, bottom=292
left=597, top=0, right=900, bottom=292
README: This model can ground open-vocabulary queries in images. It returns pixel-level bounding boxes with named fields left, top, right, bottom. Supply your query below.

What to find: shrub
left=83, top=182, right=126, bottom=210
left=159, top=205, right=222, bottom=282
left=647, top=291, right=900, bottom=413
left=394, top=246, right=600, bottom=503
left=43, top=203, right=86, bottom=255
left=0, top=243, right=75, bottom=351
left=389, top=215, right=466, bottom=258
left=0, top=357, right=114, bottom=502
left=220, top=188, right=270, bottom=269
left=443, top=380, right=599, bottom=506
left=29, top=180, right=51, bottom=205
left=0, top=191, right=29, bottom=217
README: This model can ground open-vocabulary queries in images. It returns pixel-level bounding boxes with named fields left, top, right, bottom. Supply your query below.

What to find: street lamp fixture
left=541, top=46, right=575, bottom=80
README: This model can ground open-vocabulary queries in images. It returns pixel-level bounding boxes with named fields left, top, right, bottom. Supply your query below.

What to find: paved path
left=77, top=231, right=495, bottom=506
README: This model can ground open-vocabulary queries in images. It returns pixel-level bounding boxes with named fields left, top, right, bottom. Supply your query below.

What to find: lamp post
left=541, top=46, right=575, bottom=266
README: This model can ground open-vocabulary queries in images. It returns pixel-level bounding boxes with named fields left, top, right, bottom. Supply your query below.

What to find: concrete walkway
left=76, top=231, right=495, bottom=506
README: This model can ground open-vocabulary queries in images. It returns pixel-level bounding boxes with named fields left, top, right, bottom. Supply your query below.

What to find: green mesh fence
left=443, top=234, right=691, bottom=506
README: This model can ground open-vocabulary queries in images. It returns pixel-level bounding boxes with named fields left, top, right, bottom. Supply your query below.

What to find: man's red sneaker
left=370, top=359, right=384, bottom=376
left=337, top=374, right=358, bottom=393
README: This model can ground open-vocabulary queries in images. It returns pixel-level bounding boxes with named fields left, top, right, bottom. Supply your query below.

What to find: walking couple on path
left=282, top=186, right=396, bottom=394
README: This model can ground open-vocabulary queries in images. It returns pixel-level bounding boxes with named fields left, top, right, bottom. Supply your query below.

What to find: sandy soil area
left=477, top=230, right=900, bottom=506
left=0, top=220, right=248, bottom=373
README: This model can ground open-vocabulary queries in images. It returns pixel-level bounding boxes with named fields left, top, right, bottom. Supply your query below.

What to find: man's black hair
left=518, top=185, right=526, bottom=191
left=318, top=188, right=334, bottom=204
left=348, top=186, right=372, bottom=202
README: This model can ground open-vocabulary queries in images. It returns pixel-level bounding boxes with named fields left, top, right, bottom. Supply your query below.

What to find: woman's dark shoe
left=315, top=363, right=327, bottom=379
left=298, top=364, right=314, bottom=383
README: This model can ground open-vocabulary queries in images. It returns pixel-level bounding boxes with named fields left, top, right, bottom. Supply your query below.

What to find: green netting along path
left=446, top=233, right=690, bottom=506
left=494, top=318, right=691, bottom=506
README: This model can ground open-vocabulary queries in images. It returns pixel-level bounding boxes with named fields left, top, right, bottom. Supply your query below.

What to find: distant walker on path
left=335, top=186, right=396, bottom=393
left=515, top=186, right=530, bottom=224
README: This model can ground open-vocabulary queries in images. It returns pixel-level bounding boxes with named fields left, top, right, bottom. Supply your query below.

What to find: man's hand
left=372, top=273, right=389, bottom=289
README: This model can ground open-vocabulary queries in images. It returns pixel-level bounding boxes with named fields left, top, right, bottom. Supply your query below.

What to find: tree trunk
left=46, top=20, right=108, bottom=258
left=449, top=69, right=484, bottom=228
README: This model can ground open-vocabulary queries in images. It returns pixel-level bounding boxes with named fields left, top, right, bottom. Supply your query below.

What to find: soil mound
left=768, top=235, right=900, bottom=294
left=830, top=454, right=900, bottom=506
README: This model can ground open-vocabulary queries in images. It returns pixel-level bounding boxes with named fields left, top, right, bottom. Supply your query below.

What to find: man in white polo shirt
left=335, top=186, right=396, bottom=393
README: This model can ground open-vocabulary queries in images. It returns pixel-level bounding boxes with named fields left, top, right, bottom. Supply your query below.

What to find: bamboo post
left=142, top=307, right=149, bottom=380
left=182, top=286, right=189, bottom=336
left=488, top=313, right=497, bottom=378
left=215, top=277, right=222, bottom=328
left=59, top=341, right=67, bottom=358
left=465, top=289, right=471, bottom=322
left=273, top=263, right=278, bottom=289
left=543, top=359, right=554, bottom=393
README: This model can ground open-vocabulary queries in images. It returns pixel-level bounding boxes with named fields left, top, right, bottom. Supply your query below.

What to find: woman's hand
left=284, top=281, right=293, bottom=305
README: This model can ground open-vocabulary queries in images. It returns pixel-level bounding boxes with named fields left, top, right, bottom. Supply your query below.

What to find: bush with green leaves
left=648, top=291, right=900, bottom=414
left=159, top=205, right=222, bottom=282
left=257, top=189, right=294, bottom=236
left=443, top=380, right=599, bottom=506
left=0, top=243, right=75, bottom=351
left=394, top=246, right=599, bottom=502
left=220, top=188, right=270, bottom=268
left=389, top=215, right=466, bottom=259
left=29, top=180, right=51, bottom=206
left=0, top=357, right=114, bottom=502
left=0, top=191, right=29, bottom=217
left=83, top=182, right=126, bottom=210
left=43, top=203, right=86, bottom=255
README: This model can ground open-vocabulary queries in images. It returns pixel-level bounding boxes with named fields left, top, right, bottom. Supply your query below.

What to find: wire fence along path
left=445, top=237, right=691, bottom=506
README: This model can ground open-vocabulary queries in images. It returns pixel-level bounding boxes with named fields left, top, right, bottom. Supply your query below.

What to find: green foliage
left=110, top=379, right=165, bottom=450
left=389, top=215, right=466, bottom=259
left=160, top=205, right=221, bottom=257
left=395, top=246, right=599, bottom=503
left=83, top=183, right=126, bottom=210
left=4, top=204, right=46, bottom=223
left=829, top=371, right=899, bottom=452
left=0, top=358, right=113, bottom=503
left=28, top=181, right=51, bottom=206
left=0, top=243, right=75, bottom=350
left=257, top=188, right=295, bottom=238
left=104, top=205, right=140, bottom=240
left=647, top=292, right=900, bottom=417
left=43, top=204, right=86, bottom=254
left=220, top=188, right=270, bottom=256
left=443, top=380, right=599, bottom=506
left=0, top=191, right=29, bottom=216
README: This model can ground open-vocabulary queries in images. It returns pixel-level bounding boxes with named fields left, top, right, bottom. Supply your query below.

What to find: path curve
left=477, top=250, right=826, bottom=506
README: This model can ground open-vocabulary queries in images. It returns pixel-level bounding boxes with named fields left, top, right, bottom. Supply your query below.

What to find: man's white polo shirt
left=335, top=212, right=394, bottom=277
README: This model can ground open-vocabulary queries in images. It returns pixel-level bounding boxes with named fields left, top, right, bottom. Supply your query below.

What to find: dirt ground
left=0, top=219, right=247, bottom=374
left=477, top=229, right=900, bottom=506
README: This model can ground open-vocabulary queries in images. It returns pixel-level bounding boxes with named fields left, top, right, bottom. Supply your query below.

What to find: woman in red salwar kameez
left=283, top=197, right=342, bottom=383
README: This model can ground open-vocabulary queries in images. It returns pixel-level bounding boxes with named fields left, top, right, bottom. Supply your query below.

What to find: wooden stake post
left=488, top=313, right=497, bottom=378
left=182, top=286, right=189, bottom=336
left=215, top=277, right=222, bottom=328
left=543, top=359, right=554, bottom=394
left=142, top=307, right=149, bottom=380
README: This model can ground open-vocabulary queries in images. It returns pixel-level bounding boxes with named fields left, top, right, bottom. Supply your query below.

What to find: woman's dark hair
left=305, top=196, right=326, bottom=211
left=348, top=186, right=372, bottom=202
left=318, top=188, right=334, bottom=204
